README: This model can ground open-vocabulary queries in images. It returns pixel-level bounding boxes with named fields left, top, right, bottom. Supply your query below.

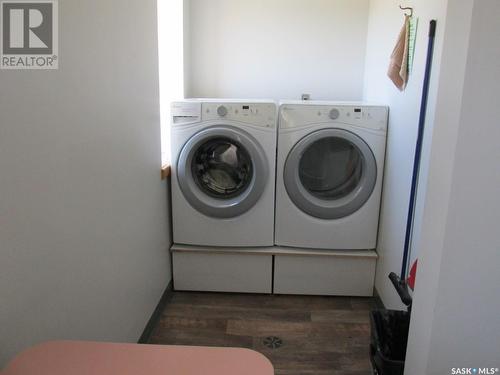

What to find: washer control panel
left=202, top=102, right=276, bottom=128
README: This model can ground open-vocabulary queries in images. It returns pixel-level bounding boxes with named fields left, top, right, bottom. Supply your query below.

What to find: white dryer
left=275, top=101, right=388, bottom=250
left=170, top=99, right=277, bottom=247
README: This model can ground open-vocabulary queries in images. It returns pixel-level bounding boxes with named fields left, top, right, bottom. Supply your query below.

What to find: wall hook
left=399, top=5, right=413, bottom=17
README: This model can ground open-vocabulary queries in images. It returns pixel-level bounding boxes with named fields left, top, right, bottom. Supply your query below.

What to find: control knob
left=217, top=105, right=228, bottom=117
left=329, top=108, right=340, bottom=120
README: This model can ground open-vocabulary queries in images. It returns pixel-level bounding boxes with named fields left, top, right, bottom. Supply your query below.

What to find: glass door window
left=299, top=137, right=363, bottom=200
left=177, top=126, right=269, bottom=218
left=284, top=129, right=377, bottom=219
left=192, top=138, right=253, bottom=199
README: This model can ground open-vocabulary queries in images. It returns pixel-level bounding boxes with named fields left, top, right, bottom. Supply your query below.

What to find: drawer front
left=173, top=251, right=273, bottom=293
left=274, top=254, right=376, bottom=296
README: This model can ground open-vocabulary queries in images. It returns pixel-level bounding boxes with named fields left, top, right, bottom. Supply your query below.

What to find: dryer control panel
left=202, top=103, right=276, bottom=129
left=280, top=104, right=388, bottom=132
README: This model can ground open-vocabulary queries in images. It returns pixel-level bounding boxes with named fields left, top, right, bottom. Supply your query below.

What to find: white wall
left=185, top=0, right=369, bottom=101
left=0, top=0, right=170, bottom=367
left=405, top=1, right=500, bottom=373
left=363, top=0, right=450, bottom=309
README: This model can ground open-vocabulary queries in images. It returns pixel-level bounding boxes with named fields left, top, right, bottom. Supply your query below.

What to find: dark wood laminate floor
left=148, top=292, right=376, bottom=375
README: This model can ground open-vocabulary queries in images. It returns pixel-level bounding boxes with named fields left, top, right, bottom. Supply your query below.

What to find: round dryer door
left=284, top=128, right=377, bottom=219
left=177, top=126, right=269, bottom=218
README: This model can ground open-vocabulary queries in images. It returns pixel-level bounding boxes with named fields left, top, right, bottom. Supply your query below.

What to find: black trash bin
left=369, top=273, right=412, bottom=375
left=370, top=309, right=410, bottom=375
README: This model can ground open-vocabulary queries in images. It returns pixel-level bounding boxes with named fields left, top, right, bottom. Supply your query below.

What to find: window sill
left=161, top=165, right=171, bottom=180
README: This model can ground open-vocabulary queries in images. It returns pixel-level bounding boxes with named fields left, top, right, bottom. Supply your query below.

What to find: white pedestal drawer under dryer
left=272, top=101, right=388, bottom=296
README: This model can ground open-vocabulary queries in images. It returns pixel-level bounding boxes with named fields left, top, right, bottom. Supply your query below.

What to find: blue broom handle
left=401, top=20, right=437, bottom=279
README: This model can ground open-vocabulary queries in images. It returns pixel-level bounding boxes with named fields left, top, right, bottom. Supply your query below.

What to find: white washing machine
left=275, top=101, right=388, bottom=250
left=170, top=99, right=277, bottom=247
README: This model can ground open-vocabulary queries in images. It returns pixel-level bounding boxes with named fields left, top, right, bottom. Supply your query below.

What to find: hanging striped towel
left=388, top=15, right=410, bottom=91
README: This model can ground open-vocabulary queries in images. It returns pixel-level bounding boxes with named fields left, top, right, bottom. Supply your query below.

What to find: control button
left=217, top=106, right=228, bottom=117
left=329, top=108, right=340, bottom=120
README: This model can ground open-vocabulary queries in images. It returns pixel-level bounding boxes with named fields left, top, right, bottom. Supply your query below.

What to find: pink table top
left=2, top=341, right=274, bottom=375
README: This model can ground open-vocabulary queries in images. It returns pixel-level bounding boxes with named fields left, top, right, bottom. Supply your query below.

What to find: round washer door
left=284, top=128, right=377, bottom=219
left=177, top=126, right=269, bottom=218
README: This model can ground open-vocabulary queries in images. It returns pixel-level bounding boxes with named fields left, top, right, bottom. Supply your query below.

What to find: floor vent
left=263, top=336, right=283, bottom=349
